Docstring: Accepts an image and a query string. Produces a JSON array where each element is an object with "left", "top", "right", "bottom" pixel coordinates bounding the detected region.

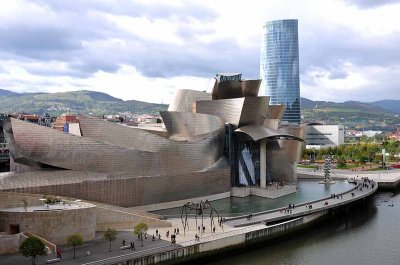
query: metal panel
[
  {"left": 196, "top": 96, "right": 269, "bottom": 127},
  {"left": 239, "top": 97, "right": 269, "bottom": 126},
  {"left": 211, "top": 80, "right": 261, "bottom": 100},
  {"left": 168, "top": 89, "right": 211, "bottom": 113},
  {"left": 160, "top": 111, "right": 224, "bottom": 141},
  {"left": 234, "top": 125, "right": 304, "bottom": 142},
  {"left": 6, "top": 118, "right": 225, "bottom": 176},
  {"left": 195, "top": 98, "right": 245, "bottom": 125},
  {"left": 278, "top": 125, "right": 306, "bottom": 163},
  {"left": 267, "top": 105, "right": 286, "bottom": 120},
  {"left": 263, "top": 119, "right": 280, "bottom": 130}
]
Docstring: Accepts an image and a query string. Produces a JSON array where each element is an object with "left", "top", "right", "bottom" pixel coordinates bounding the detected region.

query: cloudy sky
[{"left": 0, "top": 0, "right": 400, "bottom": 103}]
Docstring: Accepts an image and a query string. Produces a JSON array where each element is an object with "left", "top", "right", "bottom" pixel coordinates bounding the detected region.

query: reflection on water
[
  {"left": 206, "top": 190, "right": 400, "bottom": 265},
  {"left": 154, "top": 180, "right": 353, "bottom": 217}
]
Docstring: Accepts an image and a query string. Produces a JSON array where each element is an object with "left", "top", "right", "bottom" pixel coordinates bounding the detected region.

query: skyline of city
[{"left": 0, "top": 0, "right": 399, "bottom": 104}]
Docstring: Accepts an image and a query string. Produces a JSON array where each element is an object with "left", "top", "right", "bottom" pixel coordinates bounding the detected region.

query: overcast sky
[{"left": 1, "top": 0, "right": 400, "bottom": 103}]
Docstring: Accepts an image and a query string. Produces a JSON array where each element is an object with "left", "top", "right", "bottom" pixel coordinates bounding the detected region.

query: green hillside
[
  {"left": 0, "top": 89, "right": 167, "bottom": 115},
  {"left": 300, "top": 98, "right": 400, "bottom": 130},
  {"left": 1, "top": 88, "right": 399, "bottom": 131}
]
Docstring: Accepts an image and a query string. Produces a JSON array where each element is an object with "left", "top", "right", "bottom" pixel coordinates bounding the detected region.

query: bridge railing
[{"left": 225, "top": 182, "right": 361, "bottom": 222}]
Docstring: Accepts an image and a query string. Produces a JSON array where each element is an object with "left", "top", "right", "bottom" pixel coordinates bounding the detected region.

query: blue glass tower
[{"left": 260, "top": 19, "right": 301, "bottom": 124}]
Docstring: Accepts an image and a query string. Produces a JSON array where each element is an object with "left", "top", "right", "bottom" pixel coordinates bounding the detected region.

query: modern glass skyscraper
[{"left": 260, "top": 19, "right": 301, "bottom": 124}]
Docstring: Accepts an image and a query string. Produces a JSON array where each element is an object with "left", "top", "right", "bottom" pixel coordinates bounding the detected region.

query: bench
[{"left": 46, "top": 258, "right": 61, "bottom": 264}]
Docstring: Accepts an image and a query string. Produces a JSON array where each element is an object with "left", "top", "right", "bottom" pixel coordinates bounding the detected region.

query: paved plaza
[{"left": 0, "top": 231, "right": 173, "bottom": 265}]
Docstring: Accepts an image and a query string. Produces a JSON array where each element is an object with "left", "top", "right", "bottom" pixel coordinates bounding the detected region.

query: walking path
[
  {"left": 0, "top": 231, "right": 172, "bottom": 265},
  {"left": 298, "top": 167, "right": 400, "bottom": 187},
  {"left": 224, "top": 178, "right": 377, "bottom": 228},
  {"left": 1, "top": 179, "right": 378, "bottom": 265}
]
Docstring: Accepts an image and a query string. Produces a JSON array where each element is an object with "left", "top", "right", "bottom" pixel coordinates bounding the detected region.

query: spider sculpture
[{"left": 180, "top": 200, "right": 222, "bottom": 235}]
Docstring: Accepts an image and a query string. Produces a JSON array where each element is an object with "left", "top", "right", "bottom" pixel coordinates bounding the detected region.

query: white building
[{"left": 305, "top": 124, "right": 344, "bottom": 149}]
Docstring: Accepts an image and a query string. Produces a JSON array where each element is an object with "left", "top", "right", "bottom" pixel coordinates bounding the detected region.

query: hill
[
  {"left": 300, "top": 98, "right": 400, "bottom": 130},
  {"left": 370, "top": 100, "right": 400, "bottom": 114},
  {"left": 1, "top": 88, "right": 400, "bottom": 130},
  {"left": 0, "top": 89, "right": 167, "bottom": 115}
]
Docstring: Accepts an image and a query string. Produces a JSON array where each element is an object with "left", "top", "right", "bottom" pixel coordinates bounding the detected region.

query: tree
[
  {"left": 103, "top": 228, "right": 118, "bottom": 252},
  {"left": 20, "top": 237, "right": 46, "bottom": 265},
  {"left": 67, "top": 233, "right": 83, "bottom": 259},
  {"left": 134, "top": 222, "right": 148, "bottom": 246}
]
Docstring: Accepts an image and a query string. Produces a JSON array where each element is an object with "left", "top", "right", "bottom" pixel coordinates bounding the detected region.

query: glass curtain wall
[{"left": 260, "top": 19, "right": 301, "bottom": 124}]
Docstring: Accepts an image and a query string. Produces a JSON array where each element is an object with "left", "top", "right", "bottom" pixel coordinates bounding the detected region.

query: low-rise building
[{"left": 305, "top": 124, "right": 344, "bottom": 149}]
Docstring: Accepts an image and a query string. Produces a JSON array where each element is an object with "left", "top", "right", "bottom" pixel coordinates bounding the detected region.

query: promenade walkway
[
  {"left": 224, "top": 178, "right": 377, "bottom": 228},
  {"left": 298, "top": 167, "right": 400, "bottom": 188}
]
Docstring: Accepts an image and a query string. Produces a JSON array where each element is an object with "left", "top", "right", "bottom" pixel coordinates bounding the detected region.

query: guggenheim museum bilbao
[{"left": 0, "top": 75, "right": 305, "bottom": 207}]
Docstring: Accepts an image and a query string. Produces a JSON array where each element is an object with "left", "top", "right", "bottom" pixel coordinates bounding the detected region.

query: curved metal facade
[
  {"left": 4, "top": 79, "right": 305, "bottom": 205},
  {"left": 168, "top": 89, "right": 211, "bottom": 113},
  {"left": 211, "top": 79, "right": 261, "bottom": 100},
  {"left": 6, "top": 115, "right": 225, "bottom": 177},
  {"left": 160, "top": 111, "right": 224, "bottom": 141}
]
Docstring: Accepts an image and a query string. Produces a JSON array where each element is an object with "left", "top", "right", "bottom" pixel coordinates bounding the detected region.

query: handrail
[
  {"left": 225, "top": 182, "right": 359, "bottom": 222},
  {"left": 23, "top": 232, "right": 57, "bottom": 253},
  {"left": 227, "top": 180, "right": 378, "bottom": 227},
  {"left": 82, "top": 218, "right": 303, "bottom": 265}
]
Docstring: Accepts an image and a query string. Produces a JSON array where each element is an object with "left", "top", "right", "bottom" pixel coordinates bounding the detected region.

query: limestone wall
[
  {"left": 0, "top": 233, "right": 20, "bottom": 254},
  {"left": 5, "top": 168, "right": 231, "bottom": 207},
  {"left": 0, "top": 192, "right": 43, "bottom": 209},
  {"left": 0, "top": 206, "right": 96, "bottom": 245}
]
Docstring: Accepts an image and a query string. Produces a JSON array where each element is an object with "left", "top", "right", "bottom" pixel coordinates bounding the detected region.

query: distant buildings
[
  {"left": 388, "top": 128, "right": 400, "bottom": 141},
  {"left": 53, "top": 114, "right": 81, "bottom": 136},
  {"left": 305, "top": 124, "right": 344, "bottom": 149},
  {"left": 260, "top": 19, "right": 301, "bottom": 124}
]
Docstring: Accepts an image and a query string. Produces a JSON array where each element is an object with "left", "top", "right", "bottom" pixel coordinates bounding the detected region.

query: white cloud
[
  {"left": 0, "top": 0, "right": 400, "bottom": 104},
  {"left": 82, "top": 65, "right": 210, "bottom": 103}
]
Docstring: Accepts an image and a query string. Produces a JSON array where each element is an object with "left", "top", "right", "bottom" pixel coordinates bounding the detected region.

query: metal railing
[{"left": 82, "top": 218, "right": 302, "bottom": 265}]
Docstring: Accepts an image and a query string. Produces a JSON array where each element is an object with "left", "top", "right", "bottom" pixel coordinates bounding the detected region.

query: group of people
[
  {"left": 197, "top": 225, "right": 206, "bottom": 233},
  {"left": 122, "top": 239, "right": 136, "bottom": 250},
  {"left": 330, "top": 193, "right": 343, "bottom": 199},
  {"left": 280, "top": 203, "right": 296, "bottom": 214},
  {"left": 359, "top": 177, "right": 375, "bottom": 190}
]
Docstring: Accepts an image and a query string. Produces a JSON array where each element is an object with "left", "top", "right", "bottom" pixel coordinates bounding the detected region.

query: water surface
[{"left": 206, "top": 190, "right": 399, "bottom": 265}]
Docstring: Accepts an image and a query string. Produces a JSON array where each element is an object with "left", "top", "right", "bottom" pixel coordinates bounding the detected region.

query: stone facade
[
  {"left": 3, "top": 168, "right": 231, "bottom": 207},
  {"left": 0, "top": 205, "right": 96, "bottom": 245}
]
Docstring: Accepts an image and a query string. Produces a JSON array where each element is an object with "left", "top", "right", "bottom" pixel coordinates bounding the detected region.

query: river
[{"left": 206, "top": 189, "right": 400, "bottom": 265}]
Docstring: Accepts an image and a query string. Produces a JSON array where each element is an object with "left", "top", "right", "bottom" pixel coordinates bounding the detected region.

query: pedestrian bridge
[{"left": 224, "top": 178, "right": 378, "bottom": 228}]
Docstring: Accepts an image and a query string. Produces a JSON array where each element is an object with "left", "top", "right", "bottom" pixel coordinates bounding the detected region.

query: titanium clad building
[
  {"left": 260, "top": 19, "right": 301, "bottom": 124},
  {"left": 1, "top": 75, "right": 305, "bottom": 207}
]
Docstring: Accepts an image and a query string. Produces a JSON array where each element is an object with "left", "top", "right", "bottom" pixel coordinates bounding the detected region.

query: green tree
[
  {"left": 337, "top": 156, "right": 347, "bottom": 169},
  {"left": 134, "top": 222, "right": 148, "bottom": 246},
  {"left": 103, "top": 228, "right": 118, "bottom": 252},
  {"left": 20, "top": 237, "right": 46, "bottom": 265},
  {"left": 67, "top": 233, "right": 83, "bottom": 259}
]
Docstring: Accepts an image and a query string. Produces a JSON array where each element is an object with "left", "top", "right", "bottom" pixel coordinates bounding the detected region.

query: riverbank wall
[{"left": 82, "top": 211, "right": 328, "bottom": 265}]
